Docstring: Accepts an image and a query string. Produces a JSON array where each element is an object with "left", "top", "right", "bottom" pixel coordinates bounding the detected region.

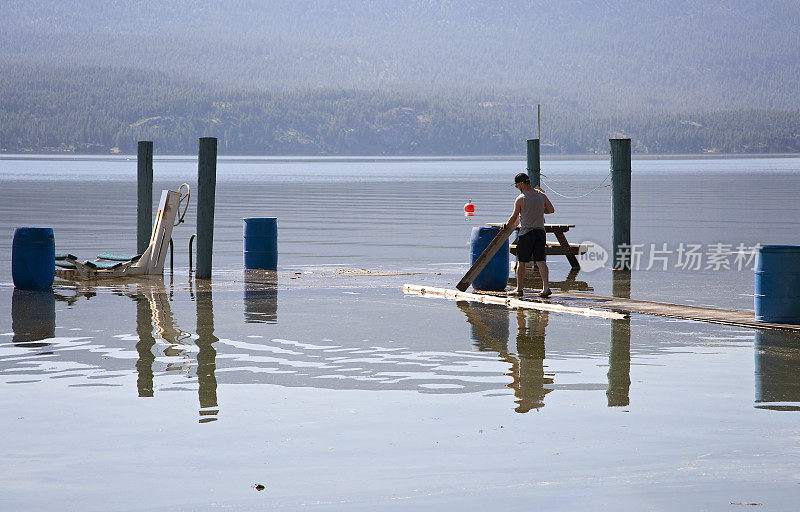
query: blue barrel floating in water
[
  {"left": 12, "top": 227, "right": 55, "bottom": 290},
  {"left": 243, "top": 218, "right": 278, "bottom": 270},
  {"left": 470, "top": 226, "right": 509, "bottom": 292},
  {"left": 755, "top": 245, "right": 800, "bottom": 323}
]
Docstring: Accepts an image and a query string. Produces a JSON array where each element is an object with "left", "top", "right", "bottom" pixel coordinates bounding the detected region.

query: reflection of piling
[
  {"left": 608, "top": 270, "right": 631, "bottom": 407},
  {"left": 195, "top": 281, "right": 218, "bottom": 422},
  {"left": 610, "top": 138, "right": 631, "bottom": 270},
  {"left": 754, "top": 330, "right": 800, "bottom": 410},
  {"left": 11, "top": 289, "right": 55, "bottom": 347},
  {"left": 137, "top": 141, "right": 154, "bottom": 255},
  {"left": 243, "top": 269, "right": 278, "bottom": 323},
  {"left": 196, "top": 137, "right": 217, "bottom": 279},
  {"left": 526, "top": 139, "right": 540, "bottom": 187},
  {"left": 135, "top": 295, "right": 156, "bottom": 397}
]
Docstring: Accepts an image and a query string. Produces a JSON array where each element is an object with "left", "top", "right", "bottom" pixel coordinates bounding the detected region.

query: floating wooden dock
[
  {"left": 402, "top": 284, "right": 627, "bottom": 320},
  {"left": 402, "top": 284, "right": 800, "bottom": 332}
]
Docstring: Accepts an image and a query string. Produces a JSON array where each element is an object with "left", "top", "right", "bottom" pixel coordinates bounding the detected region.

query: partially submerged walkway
[{"left": 401, "top": 284, "right": 800, "bottom": 332}]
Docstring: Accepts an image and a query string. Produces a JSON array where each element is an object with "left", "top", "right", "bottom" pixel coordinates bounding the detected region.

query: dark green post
[
  {"left": 137, "top": 141, "right": 153, "bottom": 255},
  {"left": 610, "top": 138, "right": 631, "bottom": 270},
  {"left": 526, "top": 139, "right": 540, "bottom": 187},
  {"left": 196, "top": 137, "right": 217, "bottom": 279}
]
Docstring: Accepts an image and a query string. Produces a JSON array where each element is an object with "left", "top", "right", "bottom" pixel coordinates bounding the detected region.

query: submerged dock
[{"left": 402, "top": 284, "right": 800, "bottom": 332}]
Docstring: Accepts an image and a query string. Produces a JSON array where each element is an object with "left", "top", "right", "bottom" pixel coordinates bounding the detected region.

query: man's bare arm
[
  {"left": 504, "top": 195, "right": 524, "bottom": 228},
  {"left": 543, "top": 194, "right": 555, "bottom": 214},
  {"left": 535, "top": 186, "right": 555, "bottom": 214}
]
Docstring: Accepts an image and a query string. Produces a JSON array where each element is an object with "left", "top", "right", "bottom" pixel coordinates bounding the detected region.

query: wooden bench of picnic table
[{"left": 485, "top": 223, "right": 586, "bottom": 269}]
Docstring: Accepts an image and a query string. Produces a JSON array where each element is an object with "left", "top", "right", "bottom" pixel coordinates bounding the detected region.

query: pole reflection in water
[
  {"left": 243, "top": 269, "right": 278, "bottom": 323},
  {"left": 458, "top": 301, "right": 553, "bottom": 412},
  {"left": 134, "top": 293, "right": 156, "bottom": 397},
  {"left": 754, "top": 330, "right": 800, "bottom": 411},
  {"left": 607, "top": 270, "right": 631, "bottom": 407},
  {"left": 513, "top": 309, "right": 553, "bottom": 413},
  {"left": 194, "top": 280, "right": 219, "bottom": 423},
  {"left": 11, "top": 288, "right": 56, "bottom": 348}
]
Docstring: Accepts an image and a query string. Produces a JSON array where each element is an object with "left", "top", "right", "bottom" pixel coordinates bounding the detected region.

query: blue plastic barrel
[
  {"left": 12, "top": 227, "right": 55, "bottom": 290},
  {"left": 243, "top": 218, "right": 278, "bottom": 270},
  {"left": 755, "top": 245, "right": 800, "bottom": 323},
  {"left": 470, "top": 226, "right": 509, "bottom": 291}
]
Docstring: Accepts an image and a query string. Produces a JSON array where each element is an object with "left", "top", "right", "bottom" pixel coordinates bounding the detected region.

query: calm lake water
[{"left": 1, "top": 155, "right": 799, "bottom": 510}]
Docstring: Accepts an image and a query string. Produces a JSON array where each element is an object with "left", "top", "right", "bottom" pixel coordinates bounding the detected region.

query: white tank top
[{"left": 519, "top": 189, "right": 545, "bottom": 235}]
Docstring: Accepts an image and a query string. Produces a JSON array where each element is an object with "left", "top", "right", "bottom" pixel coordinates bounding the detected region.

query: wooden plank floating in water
[
  {"left": 403, "top": 284, "right": 800, "bottom": 332},
  {"left": 401, "top": 284, "right": 628, "bottom": 320},
  {"left": 557, "top": 292, "right": 800, "bottom": 332}
]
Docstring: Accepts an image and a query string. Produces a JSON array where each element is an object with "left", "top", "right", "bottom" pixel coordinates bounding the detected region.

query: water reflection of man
[
  {"left": 457, "top": 301, "right": 553, "bottom": 412},
  {"left": 505, "top": 173, "right": 555, "bottom": 298},
  {"left": 513, "top": 310, "right": 553, "bottom": 413}
]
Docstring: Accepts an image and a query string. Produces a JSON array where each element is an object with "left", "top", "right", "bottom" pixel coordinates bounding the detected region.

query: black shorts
[{"left": 516, "top": 229, "right": 546, "bottom": 263}]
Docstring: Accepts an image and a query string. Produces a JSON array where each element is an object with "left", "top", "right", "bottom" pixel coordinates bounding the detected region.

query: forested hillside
[
  {"left": 2, "top": 66, "right": 797, "bottom": 155},
  {"left": 1, "top": 1, "right": 799, "bottom": 154}
]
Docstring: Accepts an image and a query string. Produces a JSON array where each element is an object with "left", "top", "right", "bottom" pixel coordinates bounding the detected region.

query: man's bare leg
[
  {"left": 535, "top": 261, "right": 551, "bottom": 296},
  {"left": 514, "top": 261, "right": 527, "bottom": 294}
]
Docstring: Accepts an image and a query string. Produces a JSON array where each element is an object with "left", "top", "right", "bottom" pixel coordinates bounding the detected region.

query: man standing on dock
[{"left": 505, "top": 173, "right": 554, "bottom": 298}]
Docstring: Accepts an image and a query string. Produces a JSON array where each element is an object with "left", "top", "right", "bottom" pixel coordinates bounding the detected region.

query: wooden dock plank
[
  {"left": 402, "top": 284, "right": 800, "bottom": 332},
  {"left": 403, "top": 284, "right": 627, "bottom": 320}
]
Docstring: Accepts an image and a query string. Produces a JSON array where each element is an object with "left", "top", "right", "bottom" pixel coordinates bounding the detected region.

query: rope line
[{"left": 539, "top": 171, "right": 612, "bottom": 199}]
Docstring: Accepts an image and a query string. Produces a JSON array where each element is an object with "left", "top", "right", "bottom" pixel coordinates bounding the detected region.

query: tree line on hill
[{"left": 1, "top": 66, "right": 798, "bottom": 155}]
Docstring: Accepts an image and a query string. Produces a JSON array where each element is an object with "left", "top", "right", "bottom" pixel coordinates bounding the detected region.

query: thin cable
[{"left": 539, "top": 171, "right": 612, "bottom": 199}]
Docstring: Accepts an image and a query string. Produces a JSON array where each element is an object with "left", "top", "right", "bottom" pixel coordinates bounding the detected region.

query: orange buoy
[{"left": 464, "top": 200, "right": 475, "bottom": 216}]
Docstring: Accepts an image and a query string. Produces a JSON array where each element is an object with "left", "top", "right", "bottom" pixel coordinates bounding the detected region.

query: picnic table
[{"left": 485, "top": 223, "right": 586, "bottom": 269}]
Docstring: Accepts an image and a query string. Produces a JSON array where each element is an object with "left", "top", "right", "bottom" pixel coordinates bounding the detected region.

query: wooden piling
[
  {"left": 196, "top": 137, "right": 217, "bottom": 279},
  {"left": 610, "top": 138, "right": 631, "bottom": 270},
  {"left": 136, "top": 141, "right": 153, "bottom": 255},
  {"left": 526, "top": 139, "right": 540, "bottom": 187}
]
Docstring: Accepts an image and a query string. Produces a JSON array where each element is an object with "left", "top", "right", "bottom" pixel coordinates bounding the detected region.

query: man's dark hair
[{"left": 514, "top": 173, "right": 530, "bottom": 184}]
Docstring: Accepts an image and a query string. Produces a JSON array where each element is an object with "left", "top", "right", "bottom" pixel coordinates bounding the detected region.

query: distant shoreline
[{"left": 2, "top": 153, "right": 799, "bottom": 164}]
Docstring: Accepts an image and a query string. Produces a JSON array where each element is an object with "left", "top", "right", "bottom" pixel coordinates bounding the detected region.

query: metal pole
[
  {"left": 196, "top": 137, "right": 217, "bottom": 279},
  {"left": 526, "top": 139, "right": 540, "bottom": 187},
  {"left": 610, "top": 138, "right": 632, "bottom": 270},
  {"left": 137, "top": 141, "right": 153, "bottom": 255}
]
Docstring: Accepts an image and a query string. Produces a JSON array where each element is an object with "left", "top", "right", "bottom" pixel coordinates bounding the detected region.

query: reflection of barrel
[
  {"left": 244, "top": 269, "right": 278, "bottom": 323},
  {"left": 12, "top": 227, "right": 55, "bottom": 289},
  {"left": 470, "top": 226, "right": 509, "bottom": 291},
  {"left": 755, "top": 245, "right": 800, "bottom": 323},
  {"left": 243, "top": 218, "right": 277, "bottom": 270},
  {"left": 12, "top": 288, "right": 56, "bottom": 346},
  {"left": 458, "top": 301, "right": 509, "bottom": 352},
  {"left": 754, "top": 330, "right": 800, "bottom": 407}
]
